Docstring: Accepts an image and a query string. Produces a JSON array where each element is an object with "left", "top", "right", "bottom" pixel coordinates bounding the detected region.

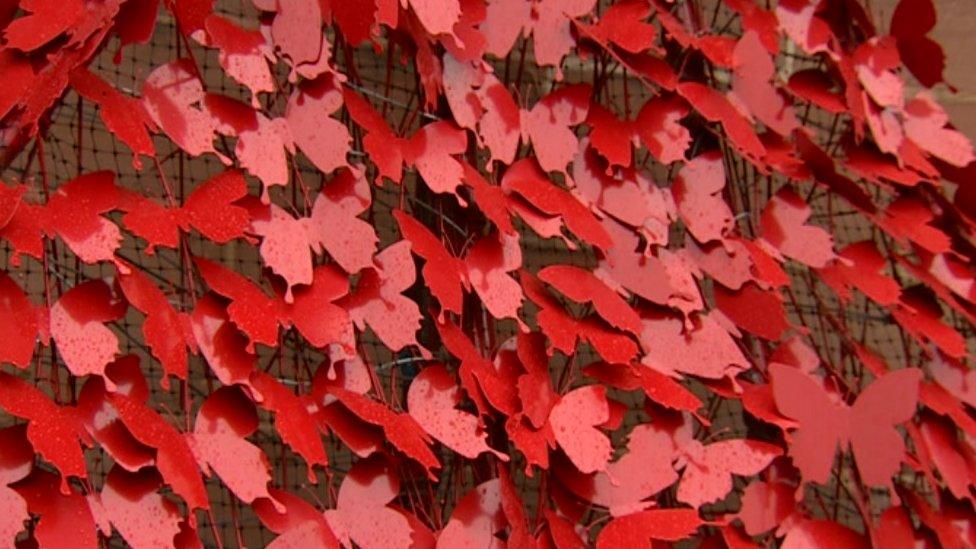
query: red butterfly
[
  {"left": 672, "top": 152, "right": 734, "bottom": 244},
  {"left": 50, "top": 279, "right": 127, "bottom": 386},
  {"left": 244, "top": 167, "right": 378, "bottom": 297},
  {"left": 188, "top": 386, "right": 276, "bottom": 507},
  {"left": 204, "top": 15, "right": 275, "bottom": 106},
  {"left": 770, "top": 363, "right": 921, "bottom": 490},
  {"left": 336, "top": 241, "right": 425, "bottom": 354},
  {"left": 0, "top": 272, "right": 47, "bottom": 368},
  {"left": 195, "top": 257, "right": 352, "bottom": 352},
  {"left": 68, "top": 67, "right": 156, "bottom": 168},
  {"left": 141, "top": 60, "right": 225, "bottom": 161},
  {"left": 439, "top": 479, "right": 523, "bottom": 546},
  {"left": 77, "top": 356, "right": 154, "bottom": 473},
  {"left": 0, "top": 372, "right": 89, "bottom": 492},
  {"left": 394, "top": 209, "right": 523, "bottom": 322},
  {"left": 324, "top": 457, "right": 434, "bottom": 548},
  {"left": 121, "top": 169, "right": 250, "bottom": 253},
  {"left": 0, "top": 426, "right": 34, "bottom": 544},
  {"left": 0, "top": 171, "right": 125, "bottom": 265},
  {"left": 538, "top": 264, "right": 642, "bottom": 337},
  {"left": 110, "top": 393, "right": 209, "bottom": 511},
  {"left": 343, "top": 88, "right": 468, "bottom": 202},
  {"left": 519, "top": 84, "right": 592, "bottom": 173},
  {"left": 205, "top": 94, "right": 294, "bottom": 197},
  {"left": 501, "top": 158, "right": 613, "bottom": 251},
  {"left": 407, "top": 363, "right": 507, "bottom": 460},
  {"left": 482, "top": 0, "right": 597, "bottom": 70},
  {"left": 117, "top": 266, "right": 195, "bottom": 387},
  {"left": 521, "top": 270, "right": 639, "bottom": 365},
  {"left": 95, "top": 466, "right": 184, "bottom": 548}
]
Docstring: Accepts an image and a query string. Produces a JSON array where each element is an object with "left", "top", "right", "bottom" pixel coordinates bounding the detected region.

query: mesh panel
[{"left": 1, "top": 0, "right": 969, "bottom": 544}]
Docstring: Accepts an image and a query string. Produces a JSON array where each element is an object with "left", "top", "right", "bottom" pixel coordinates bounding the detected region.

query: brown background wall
[{"left": 874, "top": 0, "right": 976, "bottom": 137}]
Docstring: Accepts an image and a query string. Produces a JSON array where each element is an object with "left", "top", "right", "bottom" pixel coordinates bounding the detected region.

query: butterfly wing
[
  {"left": 677, "top": 439, "right": 781, "bottom": 508},
  {"left": 182, "top": 169, "right": 250, "bottom": 244},
  {"left": 0, "top": 272, "right": 41, "bottom": 368},
  {"left": 0, "top": 372, "right": 87, "bottom": 486},
  {"left": 849, "top": 368, "right": 921, "bottom": 488},
  {"left": 549, "top": 385, "right": 613, "bottom": 474},
  {"left": 393, "top": 210, "right": 466, "bottom": 314},
  {"left": 770, "top": 363, "right": 845, "bottom": 484},
  {"left": 194, "top": 257, "right": 281, "bottom": 349}
]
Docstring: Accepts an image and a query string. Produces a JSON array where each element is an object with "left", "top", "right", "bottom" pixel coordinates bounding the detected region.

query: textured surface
[{"left": 1, "top": 0, "right": 976, "bottom": 547}]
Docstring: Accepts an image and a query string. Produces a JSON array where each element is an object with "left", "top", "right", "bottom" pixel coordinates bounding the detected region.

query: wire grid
[{"left": 1, "top": 0, "right": 965, "bottom": 544}]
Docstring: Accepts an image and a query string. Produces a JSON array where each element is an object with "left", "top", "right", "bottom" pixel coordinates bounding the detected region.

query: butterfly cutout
[
  {"left": 328, "top": 388, "right": 441, "bottom": 477},
  {"left": 596, "top": 508, "right": 702, "bottom": 548},
  {"left": 50, "top": 279, "right": 126, "bottom": 386},
  {"left": 890, "top": 0, "right": 948, "bottom": 89},
  {"left": 77, "top": 356, "right": 155, "bottom": 473},
  {"left": 714, "top": 282, "right": 790, "bottom": 341},
  {"left": 3, "top": 0, "right": 84, "bottom": 52},
  {"left": 730, "top": 31, "right": 798, "bottom": 136},
  {"left": 672, "top": 151, "right": 734, "bottom": 244},
  {"left": 407, "top": 363, "right": 507, "bottom": 460},
  {"left": 0, "top": 272, "right": 46, "bottom": 368},
  {"left": 678, "top": 82, "right": 767, "bottom": 163},
  {"left": 594, "top": 218, "right": 674, "bottom": 305},
  {"left": 110, "top": 393, "right": 210, "bottom": 511},
  {"left": 343, "top": 89, "right": 469, "bottom": 202},
  {"left": 439, "top": 479, "right": 511, "bottom": 546},
  {"left": 117, "top": 266, "right": 195, "bottom": 387},
  {"left": 549, "top": 385, "right": 614, "bottom": 474},
  {"left": 650, "top": 0, "right": 736, "bottom": 67},
  {"left": 522, "top": 270, "right": 639, "bottom": 365},
  {"left": 640, "top": 311, "right": 749, "bottom": 381},
  {"left": 437, "top": 319, "right": 520, "bottom": 417},
  {"left": 520, "top": 84, "right": 592, "bottom": 173},
  {"left": 12, "top": 470, "right": 99, "bottom": 549},
  {"left": 759, "top": 186, "right": 835, "bottom": 268},
  {"left": 0, "top": 171, "right": 126, "bottom": 266},
  {"left": 188, "top": 386, "right": 277, "bottom": 507},
  {"left": 203, "top": 15, "right": 275, "bottom": 106},
  {"left": 538, "top": 264, "right": 642, "bottom": 336},
  {"left": 0, "top": 426, "right": 33, "bottom": 544},
  {"left": 194, "top": 256, "right": 352, "bottom": 352},
  {"left": 481, "top": 0, "right": 597, "bottom": 71},
  {"left": 818, "top": 241, "right": 901, "bottom": 306},
  {"left": 95, "top": 466, "right": 184, "bottom": 548},
  {"left": 253, "top": 488, "right": 339, "bottom": 548},
  {"left": 442, "top": 54, "right": 521, "bottom": 166},
  {"left": 770, "top": 363, "right": 921, "bottom": 490},
  {"left": 205, "top": 94, "right": 294, "bottom": 198},
  {"left": 554, "top": 422, "right": 677, "bottom": 516},
  {"left": 394, "top": 209, "right": 523, "bottom": 322},
  {"left": 573, "top": 142, "right": 677, "bottom": 237},
  {"left": 903, "top": 92, "right": 975, "bottom": 169},
  {"left": 324, "top": 456, "right": 434, "bottom": 548},
  {"left": 337, "top": 240, "right": 425, "bottom": 353},
  {"left": 675, "top": 437, "right": 781, "bottom": 507},
  {"left": 574, "top": 0, "right": 657, "bottom": 56},
  {"left": 249, "top": 372, "right": 330, "bottom": 481},
  {"left": 0, "top": 372, "right": 89, "bottom": 493},
  {"left": 189, "top": 293, "right": 258, "bottom": 387},
  {"left": 121, "top": 169, "right": 250, "bottom": 253},
  {"left": 141, "top": 59, "right": 225, "bottom": 160},
  {"left": 269, "top": 0, "right": 324, "bottom": 67},
  {"left": 245, "top": 167, "right": 378, "bottom": 296},
  {"left": 501, "top": 157, "right": 613, "bottom": 250},
  {"left": 285, "top": 74, "right": 351, "bottom": 175},
  {"left": 68, "top": 67, "right": 156, "bottom": 168}
]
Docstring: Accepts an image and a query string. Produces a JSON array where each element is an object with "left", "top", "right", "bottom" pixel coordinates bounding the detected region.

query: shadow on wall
[{"left": 874, "top": 0, "right": 976, "bottom": 138}]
